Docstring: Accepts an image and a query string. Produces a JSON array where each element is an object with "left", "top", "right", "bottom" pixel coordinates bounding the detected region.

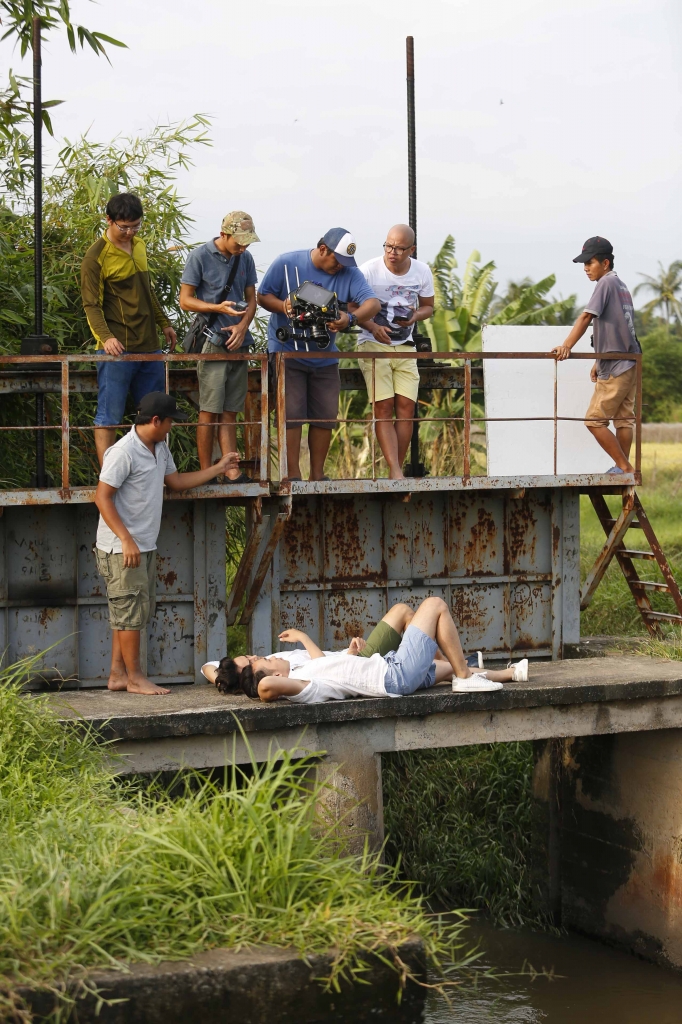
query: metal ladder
[{"left": 580, "top": 487, "right": 682, "bottom": 635}]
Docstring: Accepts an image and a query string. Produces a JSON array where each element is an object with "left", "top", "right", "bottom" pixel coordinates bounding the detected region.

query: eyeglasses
[
  {"left": 114, "top": 221, "right": 142, "bottom": 234},
  {"left": 383, "top": 243, "right": 413, "bottom": 254}
]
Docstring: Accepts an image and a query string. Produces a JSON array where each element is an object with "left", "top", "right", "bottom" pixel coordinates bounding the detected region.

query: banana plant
[{"left": 425, "top": 236, "right": 577, "bottom": 352}]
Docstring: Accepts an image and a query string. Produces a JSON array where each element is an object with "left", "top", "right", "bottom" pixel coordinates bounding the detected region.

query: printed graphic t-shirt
[
  {"left": 584, "top": 271, "right": 641, "bottom": 379},
  {"left": 357, "top": 257, "right": 434, "bottom": 345},
  {"left": 258, "top": 249, "right": 376, "bottom": 367}
]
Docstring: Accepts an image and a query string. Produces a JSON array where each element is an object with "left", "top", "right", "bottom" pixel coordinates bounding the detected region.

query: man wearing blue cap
[{"left": 258, "top": 230, "right": 380, "bottom": 480}]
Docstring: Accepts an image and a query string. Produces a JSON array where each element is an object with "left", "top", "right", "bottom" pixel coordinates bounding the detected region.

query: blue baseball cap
[{"left": 321, "top": 227, "right": 357, "bottom": 267}]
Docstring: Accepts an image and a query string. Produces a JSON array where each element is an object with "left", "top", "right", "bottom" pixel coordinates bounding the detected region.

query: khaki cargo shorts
[
  {"left": 585, "top": 367, "right": 637, "bottom": 429},
  {"left": 95, "top": 548, "right": 156, "bottom": 631},
  {"left": 358, "top": 340, "right": 420, "bottom": 403},
  {"left": 197, "top": 340, "right": 248, "bottom": 414}
]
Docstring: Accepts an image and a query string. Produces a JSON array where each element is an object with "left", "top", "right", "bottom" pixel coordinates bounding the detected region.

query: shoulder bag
[{"left": 182, "top": 254, "right": 242, "bottom": 354}]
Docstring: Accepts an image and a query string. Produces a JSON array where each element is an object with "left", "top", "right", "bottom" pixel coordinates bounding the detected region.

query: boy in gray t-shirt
[{"left": 552, "top": 236, "right": 640, "bottom": 476}]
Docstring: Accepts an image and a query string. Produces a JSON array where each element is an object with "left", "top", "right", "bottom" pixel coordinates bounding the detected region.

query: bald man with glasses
[
  {"left": 356, "top": 225, "right": 434, "bottom": 480},
  {"left": 81, "top": 192, "right": 177, "bottom": 466}
]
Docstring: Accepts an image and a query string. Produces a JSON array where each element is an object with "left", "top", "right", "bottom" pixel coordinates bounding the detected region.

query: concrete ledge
[
  {"left": 19, "top": 939, "right": 426, "bottom": 1023},
  {"left": 45, "top": 657, "right": 682, "bottom": 743}
]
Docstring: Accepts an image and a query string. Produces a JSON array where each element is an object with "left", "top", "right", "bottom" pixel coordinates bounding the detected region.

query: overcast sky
[{"left": 2, "top": 0, "right": 680, "bottom": 306}]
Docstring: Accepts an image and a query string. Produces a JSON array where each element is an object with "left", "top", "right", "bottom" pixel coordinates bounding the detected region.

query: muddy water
[{"left": 424, "top": 923, "right": 682, "bottom": 1024}]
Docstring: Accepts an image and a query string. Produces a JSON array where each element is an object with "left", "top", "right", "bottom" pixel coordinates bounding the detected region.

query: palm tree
[
  {"left": 424, "top": 236, "right": 577, "bottom": 352},
  {"left": 634, "top": 261, "right": 682, "bottom": 331}
]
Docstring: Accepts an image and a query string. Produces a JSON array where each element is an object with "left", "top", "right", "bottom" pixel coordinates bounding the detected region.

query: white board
[{"left": 482, "top": 325, "right": 613, "bottom": 477}]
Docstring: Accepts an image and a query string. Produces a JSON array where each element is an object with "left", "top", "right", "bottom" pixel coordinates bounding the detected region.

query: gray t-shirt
[
  {"left": 584, "top": 271, "right": 641, "bottom": 379},
  {"left": 181, "top": 240, "right": 258, "bottom": 347},
  {"left": 96, "top": 427, "right": 177, "bottom": 553}
]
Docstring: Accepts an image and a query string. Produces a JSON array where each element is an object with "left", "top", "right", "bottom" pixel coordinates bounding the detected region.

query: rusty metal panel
[
  {"left": 506, "top": 492, "right": 552, "bottom": 575},
  {"left": 3, "top": 500, "right": 226, "bottom": 686},
  {"left": 449, "top": 493, "right": 505, "bottom": 576},
  {"left": 262, "top": 489, "right": 576, "bottom": 660}
]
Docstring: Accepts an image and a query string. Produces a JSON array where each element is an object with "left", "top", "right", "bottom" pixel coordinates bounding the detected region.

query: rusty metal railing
[
  {"left": 0, "top": 347, "right": 642, "bottom": 501},
  {"left": 274, "top": 349, "right": 642, "bottom": 486},
  {"left": 0, "top": 351, "right": 270, "bottom": 502}
]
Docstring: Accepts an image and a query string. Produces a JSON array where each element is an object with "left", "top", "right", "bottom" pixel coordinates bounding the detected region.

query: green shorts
[
  {"left": 197, "top": 341, "right": 248, "bottom": 414},
  {"left": 95, "top": 548, "right": 156, "bottom": 631},
  {"left": 357, "top": 620, "right": 402, "bottom": 658}
]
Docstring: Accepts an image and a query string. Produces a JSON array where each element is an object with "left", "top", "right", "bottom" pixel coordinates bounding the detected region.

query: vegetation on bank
[
  {"left": 383, "top": 743, "right": 540, "bottom": 928},
  {"left": 581, "top": 442, "right": 682, "bottom": 637},
  {"left": 0, "top": 658, "right": 475, "bottom": 1023}
]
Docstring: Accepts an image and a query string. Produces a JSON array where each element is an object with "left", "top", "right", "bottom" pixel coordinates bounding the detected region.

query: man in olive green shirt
[{"left": 81, "top": 192, "right": 177, "bottom": 465}]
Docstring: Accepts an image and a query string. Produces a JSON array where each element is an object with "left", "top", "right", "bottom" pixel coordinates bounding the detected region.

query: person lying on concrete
[
  {"left": 356, "top": 225, "right": 435, "bottom": 480},
  {"left": 94, "top": 391, "right": 238, "bottom": 696},
  {"left": 201, "top": 603, "right": 422, "bottom": 688},
  {"left": 207, "top": 596, "right": 527, "bottom": 703},
  {"left": 551, "top": 236, "right": 641, "bottom": 475}
]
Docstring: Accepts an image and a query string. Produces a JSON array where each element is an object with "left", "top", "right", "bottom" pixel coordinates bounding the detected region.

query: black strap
[{"left": 205, "top": 254, "right": 241, "bottom": 332}]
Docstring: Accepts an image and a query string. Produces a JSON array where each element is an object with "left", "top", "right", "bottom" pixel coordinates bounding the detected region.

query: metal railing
[
  {"left": 0, "top": 348, "right": 642, "bottom": 501},
  {"left": 0, "top": 351, "right": 270, "bottom": 502},
  {"left": 274, "top": 349, "right": 642, "bottom": 486}
]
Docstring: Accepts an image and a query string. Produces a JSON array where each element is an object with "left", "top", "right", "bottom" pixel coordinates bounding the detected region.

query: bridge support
[{"left": 533, "top": 731, "right": 682, "bottom": 969}]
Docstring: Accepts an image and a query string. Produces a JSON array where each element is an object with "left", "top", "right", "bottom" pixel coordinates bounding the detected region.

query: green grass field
[{"left": 580, "top": 442, "right": 682, "bottom": 637}]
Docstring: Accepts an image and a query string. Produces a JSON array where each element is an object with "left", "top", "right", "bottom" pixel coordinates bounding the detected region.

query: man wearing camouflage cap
[{"left": 180, "top": 212, "right": 260, "bottom": 476}]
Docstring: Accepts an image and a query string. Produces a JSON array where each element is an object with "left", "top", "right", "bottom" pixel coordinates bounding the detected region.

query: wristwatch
[{"left": 346, "top": 312, "right": 357, "bottom": 330}]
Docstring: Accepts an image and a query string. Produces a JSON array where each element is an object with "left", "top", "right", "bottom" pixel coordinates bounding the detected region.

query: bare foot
[
  {"left": 126, "top": 674, "right": 171, "bottom": 695},
  {"left": 388, "top": 469, "right": 405, "bottom": 480},
  {"left": 107, "top": 671, "right": 129, "bottom": 691}
]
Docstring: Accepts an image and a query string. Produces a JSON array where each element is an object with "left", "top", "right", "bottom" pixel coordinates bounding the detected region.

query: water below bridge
[{"left": 423, "top": 921, "right": 682, "bottom": 1024}]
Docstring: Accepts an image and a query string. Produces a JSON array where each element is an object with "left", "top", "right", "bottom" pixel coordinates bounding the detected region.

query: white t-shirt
[
  {"left": 357, "top": 257, "right": 434, "bottom": 347},
  {"left": 201, "top": 649, "right": 340, "bottom": 681},
  {"left": 287, "top": 652, "right": 389, "bottom": 704}
]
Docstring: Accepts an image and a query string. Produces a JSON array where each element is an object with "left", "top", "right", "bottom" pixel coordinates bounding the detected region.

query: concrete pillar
[
  {"left": 533, "top": 730, "right": 682, "bottom": 968},
  {"left": 315, "top": 722, "right": 385, "bottom": 856}
]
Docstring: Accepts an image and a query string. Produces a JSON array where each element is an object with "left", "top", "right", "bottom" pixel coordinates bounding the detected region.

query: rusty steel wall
[
  {"left": 0, "top": 500, "right": 227, "bottom": 686},
  {"left": 250, "top": 488, "right": 580, "bottom": 659}
]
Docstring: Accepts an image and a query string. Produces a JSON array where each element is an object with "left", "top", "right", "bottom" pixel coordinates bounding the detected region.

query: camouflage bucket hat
[{"left": 221, "top": 211, "right": 260, "bottom": 244}]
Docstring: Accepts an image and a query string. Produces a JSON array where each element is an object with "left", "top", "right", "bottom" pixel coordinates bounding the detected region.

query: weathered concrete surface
[
  {"left": 46, "top": 655, "right": 682, "bottom": 743},
  {"left": 533, "top": 732, "right": 682, "bottom": 971},
  {"left": 20, "top": 939, "right": 426, "bottom": 1023}
]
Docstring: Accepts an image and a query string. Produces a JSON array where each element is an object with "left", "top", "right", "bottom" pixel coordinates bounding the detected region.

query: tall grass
[
  {"left": 0, "top": 656, "right": 471, "bottom": 1022},
  {"left": 383, "top": 743, "right": 540, "bottom": 928}
]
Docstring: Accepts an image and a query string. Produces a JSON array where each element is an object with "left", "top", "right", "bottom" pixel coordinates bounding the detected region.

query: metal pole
[
  {"left": 33, "top": 16, "right": 43, "bottom": 336},
  {"left": 406, "top": 36, "right": 427, "bottom": 477},
  {"left": 22, "top": 16, "right": 57, "bottom": 488},
  {"left": 33, "top": 17, "right": 46, "bottom": 487},
  {"left": 406, "top": 36, "right": 417, "bottom": 256}
]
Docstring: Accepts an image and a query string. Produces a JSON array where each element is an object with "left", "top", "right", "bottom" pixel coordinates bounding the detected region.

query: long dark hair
[{"left": 214, "top": 657, "right": 267, "bottom": 700}]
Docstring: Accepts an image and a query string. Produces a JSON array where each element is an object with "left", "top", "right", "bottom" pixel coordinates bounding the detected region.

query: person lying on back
[
  {"left": 208, "top": 597, "right": 528, "bottom": 703},
  {"left": 201, "top": 603, "right": 417, "bottom": 688}
]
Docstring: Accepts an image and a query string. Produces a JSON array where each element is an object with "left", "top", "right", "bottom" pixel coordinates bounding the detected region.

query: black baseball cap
[
  {"left": 573, "top": 236, "right": 614, "bottom": 263},
  {"left": 137, "top": 392, "right": 188, "bottom": 421}
]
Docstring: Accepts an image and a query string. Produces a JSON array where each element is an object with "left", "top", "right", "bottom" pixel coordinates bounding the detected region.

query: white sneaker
[
  {"left": 452, "top": 674, "right": 503, "bottom": 693},
  {"left": 510, "top": 658, "right": 529, "bottom": 682}
]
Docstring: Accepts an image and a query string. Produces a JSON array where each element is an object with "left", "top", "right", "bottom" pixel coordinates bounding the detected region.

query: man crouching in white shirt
[{"left": 209, "top": 597, "right": 529, "bottom": 704}]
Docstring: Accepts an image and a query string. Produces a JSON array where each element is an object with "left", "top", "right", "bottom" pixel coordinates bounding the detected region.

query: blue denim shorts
[
  {"left": 383, "top": 625, "right": 438, "bottom": 696},
  {"left": 94, "top": 351, "right": 166, "bottom": 427}
]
